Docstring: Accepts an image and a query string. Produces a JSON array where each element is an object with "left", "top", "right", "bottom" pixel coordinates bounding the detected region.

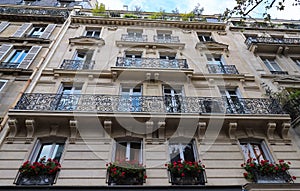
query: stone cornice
[{"left": 71, "top": 16, "right": 226, "bottom": 31}]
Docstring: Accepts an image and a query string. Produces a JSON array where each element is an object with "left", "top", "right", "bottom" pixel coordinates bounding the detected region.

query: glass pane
[
  {"left": 130, "top": 142, "right": 141, "bottom": 162},
  {"left": 37, "top": 144, "right": 52, "bottom": 161},
  {"left": 240, "top": 143, "right": 251, "bottom": 161},
  {"left": 86, "top": 31, "right": 93, "bottom": 37},
  {"left": 9, "top": 51, "right": 21, "bottom": 63},
  {"left": 169, "top": 144, "right": 181, "bottom": 162},
  {"left": 270, "top": 61, "right": 282, "bottom": 71},
  {"left": 52, "top": 144, "right": 64, "bottom": 161},
  {"left": 252, "top": 143, "right": 265, "bottom": 161},
  {"left": 115, "top": 142, "right": 127, "bottom": 161},
  {"left": 183, "top": 143, "right": 195, "bottom": 162},
  {"left": 94, "top": 31, "right": 100, "bottom": 37}
]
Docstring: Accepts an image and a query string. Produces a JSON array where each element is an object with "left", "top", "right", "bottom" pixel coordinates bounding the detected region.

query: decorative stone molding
[
  {"left": 25, "top": 119, "right": 35, "bottom": 143},
  {"left": 69, "top": 120, "right": 78, "bottom": 144},
  {"left": 158, "top": 121, "right": 166, "bottom": 140},
  {"left": 104, "top": 120, "right": 112, "bottom": 138},
  {"left": 281, "top": 122, "right": 290, "bottom": 140},
  {"left": 146, "top": 121, "right": 154, "bottom": 139},
  {"left": 50, "top": 124, "right": 59, "bottom": 136},
  {"left": 197, "top": 122, "right": 207, "bottom": 140},
  {"left": 228, "top": 122, "right": 237, "bottom": 142},
  {"left": 245, "top": 127, "right": 254, "bottom": 138},
  {"left": 266, "top": 122, "right": 276, "bottom": 140},
  {"left": 6, "top": 119, "right": 18, "bottom": 143}
]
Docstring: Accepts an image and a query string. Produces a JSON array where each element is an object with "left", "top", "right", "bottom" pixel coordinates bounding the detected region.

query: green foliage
[
  {"left": 166, "top": 160, "right": 205, "bottom": 177},
  {"left": 124, "top": 14, "right": 139, "bottom": 18},
  {"left": 19, "top": 158, "right": 61, "bottom": 176},
  {"left": 180, "top": 12, "right": 195, "bottom": 21},
  {"left": 92, "top": 2, "right": 106, "bottom": 16}
]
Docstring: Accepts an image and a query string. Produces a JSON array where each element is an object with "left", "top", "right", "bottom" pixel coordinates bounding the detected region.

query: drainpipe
[{"left": 0, "top": 10, "right": 72, "bottom": 143}]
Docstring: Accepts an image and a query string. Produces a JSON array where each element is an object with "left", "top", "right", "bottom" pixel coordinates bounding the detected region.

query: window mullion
[{"left": 126, "top": 142, "right": 131, "bottom": 161}]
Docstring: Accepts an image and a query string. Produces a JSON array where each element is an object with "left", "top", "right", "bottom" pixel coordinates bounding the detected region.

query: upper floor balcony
[
  {"left": 153, "top": 35, "right": 180, "bottom": 43},
  {"left": 14, "top": 93, "right": 283, "bottom": 115},
  {"left": 60, "top": 59, "right": 95, "bottom": 70},
  {"left": 0, "top": 6, "right": 69, "bottom": 23},
  {"left": 116, "top": 57, "right": 188, "bottom": 69},
  {"left": 207, "top": 64, "right": 239, "bottom": 74},
  {"left": 245, "top": 37, "right": 300, "bottom": 54},
  {"left": 121, "top": 34, "right": 147, "bottom": 42}
]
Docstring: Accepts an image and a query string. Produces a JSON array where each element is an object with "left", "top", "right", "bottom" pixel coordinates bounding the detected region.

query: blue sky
[{"left": 96, "top": 0, "right": 300, "bottom": 20}]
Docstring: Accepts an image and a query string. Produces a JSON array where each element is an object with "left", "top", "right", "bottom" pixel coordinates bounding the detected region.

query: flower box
[
  {"left": 169, "top": 171, "right": 205, "bottom": 185},
  {"left": 241, "top": 158, "right": 296, "bottom": 183},
  {"left": 106, "top": 161, "right": 147, "bottom": 185},
  {"left": 15, "top": 158, "right": 61, "bottom": 185},
  {"left": 166, "top": 160, "right": 206, "bottom": 185},
  {"left": 16, "top": 174, "right": 56, "bottom": 185}
]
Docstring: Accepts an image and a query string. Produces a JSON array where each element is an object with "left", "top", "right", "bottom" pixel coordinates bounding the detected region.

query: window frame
[
  {"left": 113, "top": 139, "right": 143, "bottom": 164},
  {"left": 0, "top": 79, "right": 7, "bottom": 92},
  {"left": 239, "top": 139, "right": 274, "bottom": 163},
  {"left": 28, "top": 26, "right": 46, "bottom": 38},
  {"left": 85, "top": 29, "right": 101, "bottom": 38},
  {"left": 4, "top": 49, "right": 29, "bottom": 67},
  {"left": 261, "top": 57, "right": 283, "bottom": 72},
  {"left": 168, "top": 139, "right": 198, "bottom": 163},
  {"left": 29, "top": 138, "right": 66, "bottom": 163}
]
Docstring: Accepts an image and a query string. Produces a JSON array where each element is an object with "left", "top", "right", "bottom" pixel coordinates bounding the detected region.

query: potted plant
[
  {"left": 16, "top": 157, "right": 61, "bottom": 185},
  {"left": 166, "top": 159, "right": 206, "bottom": 185},
  {"left": 241, "top": 158, "right": 296, "bottom": 183},
  {"left": 106, "top": 160, "right": 147, "bottom": 185}
]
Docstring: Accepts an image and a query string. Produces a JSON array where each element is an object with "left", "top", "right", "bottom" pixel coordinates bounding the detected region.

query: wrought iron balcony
[
  {"left": 121, "top": 34, "right": 147, "bottom": 42},
  {"left": 116, "top": 57, "right": 188, "bottom": 69},
  {"left": 0, "top": 62, "right": 19, "bottom": 68},
  {"left": 15, "top": 174, "right": 56, "bottom": 185},
  {"left": 207, "top": 64, "right": 239, "bottom": 74},
  {"left": 14, "top": 93, "right": 284, "bottom": 115},
  {"left": 60, "top": 60, "right": 94, "bottom": 70},
  {"left": 153, "top": 35, "right": 180, "bottom": 43},
  {"left": 251, "top": 169, "right": 292, "bottom": 183},
  {"left": 106, "top": 168, "right": 146, "bottom": 185},
  {"left": 245, "top": 37, "right": 300, "bottom": 47},
  {"left": 270, "top": 71, "right": 289, "bottom": 75},
  {"left": 169, "top": 170, "right": 206, "bottom": 185},
  {"left": 0, "top": 7, "right": 69, "bottom": 17}
]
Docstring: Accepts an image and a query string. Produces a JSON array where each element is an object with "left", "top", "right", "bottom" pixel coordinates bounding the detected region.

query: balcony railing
[
  {"left": 169, "top": 170, "right": 206, "bottom": 185},
  {"left": 251, "top": 169, "right": 292, "bottom": 183},
  {"left": 207, "top": 64, "right": 239, "bottom": 74},
  {"left": 60, "top": 60, "right": 94, "bottom": 70},
  {"left": 121, "top": 34, "right": 147, "bottom": 42},
  {"left": 0, "top": 62, "right": 20, "bottom": 68},
  {"left": 106, "top": 168, "right": 146, "bottom": 185},
  {"left": 0, "top": 7, "right": 69, "bottom": 18},
  {"left": 14, "top": 93, "right": 284, "bottom": 115},
  {"left": 116, "top": 57, "right": 188, "bottom": 69},
  {"left": 270, "top": 71, "right": 289, "bottom": 75},
  {"left": 15, "top": 174, "right": 56, "bottom": 185},
  {"left": 153, "top": 35, "right": 180, "bottom": 43},
  {"left": 246, "top": 37, "right": 300, "bottom": 47}
]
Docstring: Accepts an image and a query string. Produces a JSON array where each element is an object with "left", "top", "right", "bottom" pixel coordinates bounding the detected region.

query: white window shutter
[
  {"left": 40, "top": 24, "right": 56, "bottom": 39},
  {"left": 0, "top": 44, "right": 13, "bottom": 61},
  {"left": 0, "top": 21, "right": 9, "bottom": 33},
  {"left": 18, "top": 46, "right": 42, "bottom": 69},
  {"left": 12, "top": 23, "right": 32, "bottom": 37}
]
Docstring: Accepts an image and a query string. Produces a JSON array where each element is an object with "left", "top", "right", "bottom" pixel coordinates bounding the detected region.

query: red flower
[
  {"left": 279, "top": 159, "right": 284, "bottom": 163},
  {"left": 144, "top": 175, "right": 147, "bottom": 179},
  {"left": 243, "top": 172, "right": 248, "bottom": 177},
  {"left": 293, "top": 176, "right": 297, "bottom": 180},
  {"left": 181, "top": 173, "right": 185, "bottom": 177},
  {"left": 250, "top": 163, "right": 255, "bottom": 167}
]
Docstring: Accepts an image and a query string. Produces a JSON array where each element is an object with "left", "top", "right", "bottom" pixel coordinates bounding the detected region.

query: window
[
  {"left": 155, "top": 31, "right": 174, "bottom": 43},
  {"left": 124, "top": 52, "right": 142, "bottom": 67},
  {"left": 114, "top": 140, "right": 143, "bottom": 164},
  {"left": 4, "top": 49, "right": 28, "bottom": 68},
  {"left": 67, "top": 50, "right": 94, "bottom": 69},
  {"left": 164, "top": 86, "right": 182, "bottom": 113},
  {"left": 57, "top": 84, "right": 82, "bottom": 110},
  {"left": 220, "top": 88, "right": 245, "bottom": 114},
  {"left": 292, "top": 58, "right": 300, "bottom": 67},
  {"left": 198, "top": 33, "right": 213, "bottom": 42},
  {"left": 85, "top": 29, "right": 101, "bottom": 38},
  {"left": 239, "top": 139, "right": 273, "bottom": 163},
  {"left": 261, "top": 57, "right": 287, "bottom": 74},
  {"left": 28, "top": 27, "right": 45, "bottom": 38},
  {"left": 206, "top": 55, "right": 224, "bottom": 65},
  {"left": 0, "top": 80, "right": 7, "bottom": 92},
  {"left": 35, "top": 142, "right": 64, "bottom": 162},
  {"left": 169, "top": 139, "right": 197, "bottom": 162},
  {"left": 119, "top": 85, "right": 142, "bottom": 112}
]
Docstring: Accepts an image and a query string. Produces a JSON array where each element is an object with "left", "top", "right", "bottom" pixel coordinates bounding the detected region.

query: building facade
[{"left": 0, "top": 2, "right": 300, "bottom": 191}]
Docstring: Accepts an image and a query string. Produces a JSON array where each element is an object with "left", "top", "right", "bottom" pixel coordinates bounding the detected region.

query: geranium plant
[
  {"left": 19, "top": 157, "right": 61, "bottom": 176},
  {"left": 106, "top": 160, "right": 147, "bottom": 185},
  {"left": 241, "top": 158, "right": 296, "bottom": 182},
  {"left": 166, "top": 159, "right": 205, "bottom": 178}
]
